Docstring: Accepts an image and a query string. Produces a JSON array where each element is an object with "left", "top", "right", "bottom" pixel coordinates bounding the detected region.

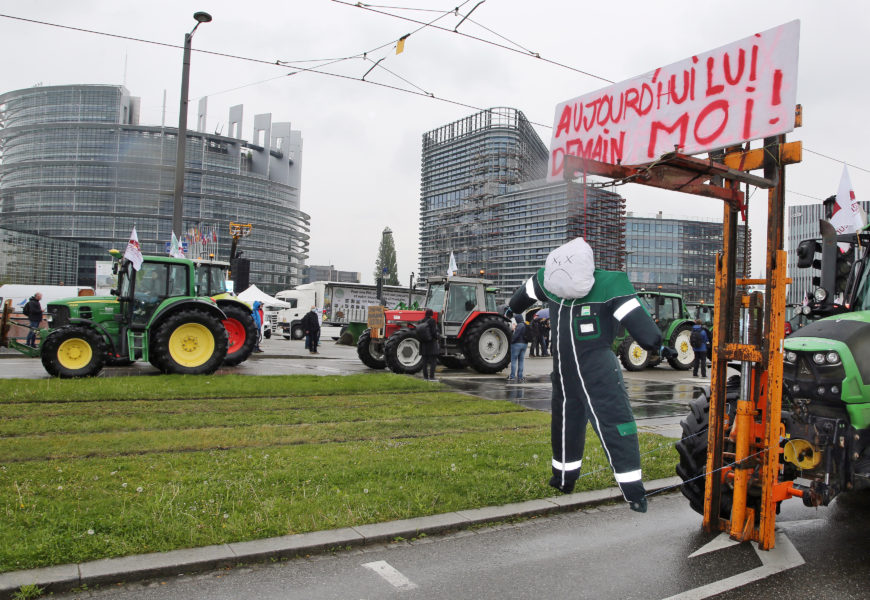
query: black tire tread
[
  {"left": 152, "top": 309, "right": 228, "bottom": 375},
  {"left": 384, "top": 328, "right": 424, "bottom": 374},
  {"left": 41, "top": 326, "right": 106, "bottom": 378},
  {"left": 221, "top": 302, "right": 257, "bottom": 367},
  {"left": 462, "top": 315, "right": 511, "bottom": 374},
  {"left": 356, "top": 330, "right": 386, "bottom": 369}
]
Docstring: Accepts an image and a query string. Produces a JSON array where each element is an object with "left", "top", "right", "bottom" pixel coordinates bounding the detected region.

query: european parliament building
[{"left": 0, "top": 84, "right": 309, "bottom": 292}]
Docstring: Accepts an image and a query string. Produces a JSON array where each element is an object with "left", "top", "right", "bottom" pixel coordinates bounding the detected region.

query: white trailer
[{"left": 275, "top": 281, "right": 426, "bottom": 340}]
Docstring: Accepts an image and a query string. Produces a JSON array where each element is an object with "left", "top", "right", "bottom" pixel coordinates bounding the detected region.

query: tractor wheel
[
  {"left": 384, "top": 328, "right": 424, "bottom": 374},
  {"left": 438, "top": 355, "right": 468, "bottom": 369},
  {"left": 618, "top": 337, "right": 649, "bottom": 371},
  {"left": 220, "top": 303, "right": 257, "bottom": 367},
  {"left": 668, "top": 323, "right": 695, "bottom": 370},
  {"left": 676, "top": 378, "right": 756, "bottom": 519},
  {"left": 462, "top": 315, "right": 511, "bottom": 374},
  {"left": 41, "top": 326, "right": 106, "bottom": 378},
  {"left": 152, "top": 309, "right": 228, "bottom": 375},
  {"left": 356, "top": 330, "right": 386, "bottom": 370},
  {"left": 291, "top": 323, "right": 305, "bottom": 340}
]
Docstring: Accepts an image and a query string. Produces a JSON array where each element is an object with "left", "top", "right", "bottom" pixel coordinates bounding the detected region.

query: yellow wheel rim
[
  {"left": 168, "top": 323, "right": 215, "bottom": 367},
  {"left": 57, "top": 338, "right": 93, "bottom": 370}
]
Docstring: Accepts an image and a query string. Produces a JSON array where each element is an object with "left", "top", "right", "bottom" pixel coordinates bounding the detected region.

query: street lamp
[{"left": 172, "top": 11, "right": 212, "bottom": 240}]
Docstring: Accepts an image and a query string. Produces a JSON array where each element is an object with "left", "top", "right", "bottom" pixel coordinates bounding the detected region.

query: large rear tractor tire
[
  {"left": 668, "top": 323, "right": 695, "bottom": 370},
  {"left": 384, "top": 328, "right": 424, "bottom": 374},
  {"left": 220, "top": 303, "right": 257, "bottom": 366},
  {"left": 152, "top": 309, "right": 228, "bottom": 375},
  {"left": 619, "top": 337, "right": 649, "bottom": 371},
  {"left": 675, "top": 378, "right": 759, "bottom": 519},
  {"left": 462, "top": 316, "right": 511, "bottom": 374},
  {"left": 356, "top": 330, "right": 386, "bottom": 369},
  {"left": 438, "top": 355, "right": 468, "bottom": 369},
  {"left": 41, "top": 326, "right": 106, "bottom": 378}
]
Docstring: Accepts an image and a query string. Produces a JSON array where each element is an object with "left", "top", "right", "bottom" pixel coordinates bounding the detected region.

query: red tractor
[{"left": 356, "top": 276, "right": 511, "bottom": 374}]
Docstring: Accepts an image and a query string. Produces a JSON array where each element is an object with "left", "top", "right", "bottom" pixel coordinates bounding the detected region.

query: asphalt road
[{"left": 52, "top": 489, "right": 870, "bottom": 600}]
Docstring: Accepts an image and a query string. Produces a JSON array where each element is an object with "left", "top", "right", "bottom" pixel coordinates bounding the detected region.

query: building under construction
[{"left": 419, "top": 107, "right": 626, "bottom": 300}]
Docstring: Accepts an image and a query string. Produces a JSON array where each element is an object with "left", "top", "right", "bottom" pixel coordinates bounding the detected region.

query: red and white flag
[
  {"left": 830, "top": 165, "right": 865, "bottom": 252},
  {"left": 124, "top": 227, "right": 144, "bottom": 270},
  {"left": 169, "top": 231, "right": 185, "bottom": 258}
]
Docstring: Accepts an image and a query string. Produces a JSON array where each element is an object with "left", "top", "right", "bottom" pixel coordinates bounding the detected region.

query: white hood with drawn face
[{"left": 544, "top": 238, "right": 596, "bottom": 300}]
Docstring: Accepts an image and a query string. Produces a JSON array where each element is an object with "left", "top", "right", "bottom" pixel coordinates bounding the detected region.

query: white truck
[{"left": 275, "top": 281, "right": 426, "bottom": 340}]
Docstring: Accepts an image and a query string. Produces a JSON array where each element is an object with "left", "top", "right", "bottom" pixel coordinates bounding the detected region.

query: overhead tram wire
[{"left": 3, "top": 13, "right": 866, "bottom": 180}]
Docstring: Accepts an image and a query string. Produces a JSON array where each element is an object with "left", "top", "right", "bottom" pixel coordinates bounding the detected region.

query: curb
[{"left": 0, "top": 477, "right": 682, "bottom": 598}]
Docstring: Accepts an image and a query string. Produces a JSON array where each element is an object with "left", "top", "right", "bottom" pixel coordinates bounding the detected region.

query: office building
[
  {"left": 0, "top": 84, "right": 309, "bottom": 293},
  {"left": 0, "top": 227, "right": 78, "bottom": 285},
  {"left": 304, "top": 265, "right": 361, "bottom": 284},
  {"left": 625, "top": 212, "right": 751, "bottom": 303}
]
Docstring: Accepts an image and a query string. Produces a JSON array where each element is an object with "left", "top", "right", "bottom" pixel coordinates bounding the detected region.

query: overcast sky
[{"left": 2, "top": 1, "right": 868, "bottom": 285}]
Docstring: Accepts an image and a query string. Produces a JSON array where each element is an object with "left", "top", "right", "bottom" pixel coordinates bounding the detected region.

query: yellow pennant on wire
[{"left": 396, "top": 34, "right": 409, "bottom": 55}]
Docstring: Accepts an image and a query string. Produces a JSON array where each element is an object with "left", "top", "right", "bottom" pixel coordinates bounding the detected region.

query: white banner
[{"left": 548, "top": 20, "right": 800, "bottom": 179}]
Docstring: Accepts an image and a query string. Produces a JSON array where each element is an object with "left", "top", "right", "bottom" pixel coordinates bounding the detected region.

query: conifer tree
[{"left": 373, "top": 227, "right": 400, "bottom": 285}]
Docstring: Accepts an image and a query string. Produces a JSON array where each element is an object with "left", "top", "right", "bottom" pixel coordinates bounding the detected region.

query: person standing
[
  {"left": 528, "top": 315, "right": 541, "bottom": 357},
  {"left": 690, "top": 319, "right": 709, "bottom": 378},
  {"left": 417, "top": 308, "right": 439, "bottom": 381},
  {"left": 23, "top": 292, "right": 43, "bottom": 348},
  {"left": 541, "top": 318, "right": 551, "bottom": 356},
  {"left": 301, "top": 306, "right": 321, "bottom": 354},
  {"left": 508, "top": 313, "right": 528, "bottom": 383},
  {"left": 252, "top": 301, "right": 265, "bottom": 353}
]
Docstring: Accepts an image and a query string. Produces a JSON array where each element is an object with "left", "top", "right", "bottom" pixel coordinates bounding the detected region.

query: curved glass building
[{"left": 0, "top": 84, "right": 309, "bottom": 293}]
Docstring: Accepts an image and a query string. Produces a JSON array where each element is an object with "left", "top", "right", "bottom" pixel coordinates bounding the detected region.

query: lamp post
[{"left": 172, "top": 11, "right": 212, "bottom": 240}]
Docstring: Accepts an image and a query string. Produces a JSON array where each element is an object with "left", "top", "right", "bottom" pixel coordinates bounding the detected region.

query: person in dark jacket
[
  {"left": 300, "top": 306, "right": 321, "bottom": 354},
  {"left": 23, "top": 293, "right": 43, "bottom": 348},
  {"left": 510, "top": 238, "right": 667, "bottom": 513},
  {"left": 418, "top": 308, "right": 440, "bottom": 381},
  {"left": 541, "top": 318, "right": 551, "bottom": 356},
  {"left": 691, "top": 319, "right": 710, "bottom": 378},
  {"left": 508, "top": 313, "right": 528, "bottom": 382},
  {"left": 528, "top": 315, "right": 541, "bottom": 357}
]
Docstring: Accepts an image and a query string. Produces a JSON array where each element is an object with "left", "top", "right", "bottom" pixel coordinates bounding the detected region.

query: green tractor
[
  {"left": 615, "top": 291, "right": 695, "bottom": 371},
  {"left": 677, "top": 219, "right": 870, "bottom": 514},
  {"left": 193, "top": 259, "right": 258, "bottom": 366},
  {"left": 6, "top": 251, "right": 231, "bottom": 378}
]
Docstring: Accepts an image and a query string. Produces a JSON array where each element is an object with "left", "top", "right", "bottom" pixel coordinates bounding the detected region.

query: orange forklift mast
[{"left": 562, "top": 120, "right": 802, "bottom": 550}]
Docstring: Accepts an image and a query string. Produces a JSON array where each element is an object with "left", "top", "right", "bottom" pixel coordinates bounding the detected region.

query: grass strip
[{"left": 0, "top": 373, "right": 679, "bottom": 573}]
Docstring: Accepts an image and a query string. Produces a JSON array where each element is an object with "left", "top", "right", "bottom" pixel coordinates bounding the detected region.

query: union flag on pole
[
  {"left": 830, "top": 165, "right": 866, "bottom": 252},
  {"left": 124, "top": 227, "right": 144, "bottom": 270}
]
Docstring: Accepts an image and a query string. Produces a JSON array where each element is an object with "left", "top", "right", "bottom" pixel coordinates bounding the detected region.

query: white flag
[
  {"left": 124, "top": 227, "right": 144, "bottom": 270},
  {"left": 169, "top": 231, "right": 185, "bottom": 258},
  {"left": 447, "top": 251, "right": 458, "bottom": 278},
  {"left": 830, "top": 165, "right": 865, "bottom": 252}
]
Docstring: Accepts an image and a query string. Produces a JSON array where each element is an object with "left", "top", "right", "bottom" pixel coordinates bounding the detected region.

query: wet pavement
[{"left": 0, "top": 337, "right": 709, "bottom": 436}]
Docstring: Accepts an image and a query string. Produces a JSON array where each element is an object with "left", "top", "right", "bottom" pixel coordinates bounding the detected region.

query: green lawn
[{"left": 0, "top": 373, "right": 678, "bottom": 573}]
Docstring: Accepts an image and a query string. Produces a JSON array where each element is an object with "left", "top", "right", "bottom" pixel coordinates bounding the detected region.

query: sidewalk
[{"left": 0, "top": 477, "right": 682, "bottom": 599}]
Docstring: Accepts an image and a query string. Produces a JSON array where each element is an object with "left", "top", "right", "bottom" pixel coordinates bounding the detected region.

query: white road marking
[
  {"left": 664, "top": 531, "right": 804, "bottom": 599},
  {"left": 362, "top": 560, "right": 418, "bottom": 591},
  {"left": 688, "top": 532, "right": 740, "bottom": 558}
]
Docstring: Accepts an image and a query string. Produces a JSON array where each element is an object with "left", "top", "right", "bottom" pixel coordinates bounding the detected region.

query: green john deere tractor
[
  {"left": 615, "top": 291, "right": 694, "bottom": 371},
  {"left": 677, "top": 219, "right": 870, "bottom": 514},
  {"left": 5, "top": 251, "right": 231, "bottom": 378}
]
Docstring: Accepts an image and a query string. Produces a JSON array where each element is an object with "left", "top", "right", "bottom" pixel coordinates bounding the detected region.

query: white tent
[{"left": 237, "top": 285, "right": 292, "bottom": 308}]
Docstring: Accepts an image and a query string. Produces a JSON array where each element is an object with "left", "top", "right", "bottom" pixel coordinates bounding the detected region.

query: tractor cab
[{"left": 423, "top": 276, "right": 499, "bottom": 340}]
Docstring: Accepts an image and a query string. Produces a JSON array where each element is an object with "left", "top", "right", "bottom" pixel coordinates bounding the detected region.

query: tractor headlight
[
  {"left": 801, "top": 305, "right": 812, "bottom": 316},
  {"left": 814, "top": 288, "right": 828, "bottom": 303},
  {"left": 785, "top": 351, "right": 797, "bottom": 363},
  {"left": 825, "top": 351, "right": 840, "bottom": 364},
  {"left": 812, "top": 353, "right": 826, "bottom": 365}
]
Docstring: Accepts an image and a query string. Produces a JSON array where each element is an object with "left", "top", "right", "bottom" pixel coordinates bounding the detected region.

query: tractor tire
[
  {"left": 220, "top": 303, "right": 257, "bottom": 367},
  {"left": 438, "top": 355, "right": 468, "bottom": 369},
  {"left": 668, "top": 323, "right": 695, "bottom": 370},
  {"left": 291, "top": 323, "right": 305, "bottom": 340},
  {"left": 619, "top": 337, "right": 649, "bottom": 371},
  {"left": 675, "top": 378, "right": 758, "bottom": 519},
  {"left": 41, "top": 326, "right": 106, "bottom": 378},
  {"left": 151, "top": 309, "right": 228, "bottom": 375},
  {"left": 384, "top": 328, "right": 424, "bottom": 374},
  {"left": 356, "top": 329, "right": 386, "bottom": 369},
  {"left": 462, "top": 315, "right": 511, "bottom": 374}
]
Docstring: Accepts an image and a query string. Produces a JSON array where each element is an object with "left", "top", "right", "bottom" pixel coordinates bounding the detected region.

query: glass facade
[
  {"left": 0, "top": 227, "right": 78, "bottom": 285},
  {"left": 0, "top": 84, "right": 309, "bottom": 294},
  {"left": 625, "top": 214, "right": 751, "bottom": 303}
]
